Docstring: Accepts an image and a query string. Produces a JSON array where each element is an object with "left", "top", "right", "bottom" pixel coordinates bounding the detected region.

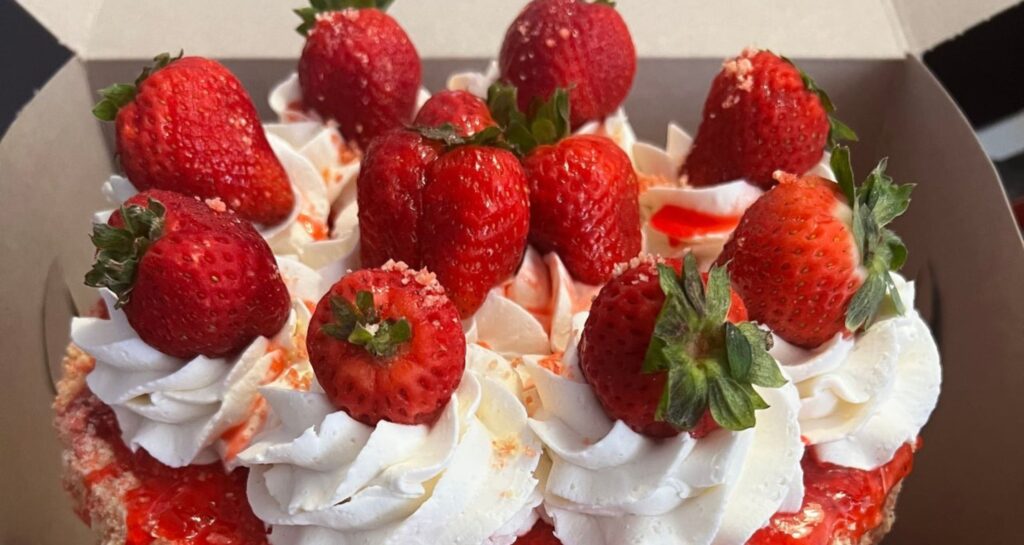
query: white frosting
[
  {"left": 522, "top": 313, "right": 805, "bottom": 545},
  {"left": 446, "top": 61, "right": 637, "bottom": 157},
  {"left": 73, "top": 257, "right": 323, "bottom": 467},
  {"left": 467, "top": 248, "right": 599, "bottom": 357},
  {"left": 239, "top": 371, "right": 543, "bottom": 545},
  {"left": 772, "top": 275, "right": 942, "bottom": 470}
]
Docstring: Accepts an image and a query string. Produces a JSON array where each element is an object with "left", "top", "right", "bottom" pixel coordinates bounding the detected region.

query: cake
[{"left": 54, "top": 1, "right": 942, "bottom": 544}]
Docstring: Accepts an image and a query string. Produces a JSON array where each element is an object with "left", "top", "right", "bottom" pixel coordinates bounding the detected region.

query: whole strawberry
[
  {"left": 499, "top": 0, "right": 635, "bottom": 128},
  {"left": 718, "top": 147, "right": 913, "bottom": 348},
  {"left": 85, "top": 190, "right": 291, "bottom": 359},
  {"left": 579, "top": 254, "right": 785, "bottom": 437},
  {"left": 486, "top": 83, "right": 641, "bottom": 284},
  {"left": 357, "top": 127, "right": 530, "bottom": 317},
  {"left": 513, "top": 521, "right": 562, "bottom": 545},
  {"left": 306, "top": 263, "right": 465, "bottom": 425},
  {"left": 93, "top": 54, "right": 294, "bottom": 226},
  {"left": 414, "top": 90, "right": 496, "bottom": 137},
  {"left": 296, "top": 0, "right": 421, "bottom": 149},
  {"left": 357, "top": 130, "right": 441, "bottom": 267},
  {"left": 682, "top": 49, "right": 857, "bottom": 189},
  {"left": 420, "top": 143, "right": 531, "bottom": 316}
]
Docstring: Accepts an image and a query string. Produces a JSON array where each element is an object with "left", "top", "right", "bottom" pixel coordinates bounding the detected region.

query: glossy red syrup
[
  {"left": 748, "top": 443, "right": 915, "bottom": 545},
  {"left": 80, "top": 393, "right": 269, "bottom": 545},
  {"left": 649, "top": 205, "right": 740, "bottom": 244}
]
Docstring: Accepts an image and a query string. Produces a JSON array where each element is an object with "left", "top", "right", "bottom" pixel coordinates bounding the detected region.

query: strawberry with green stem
[
  {"left": 296, "top": 0, "right": 421, "bottom": 149},
  {"left": 719, "top": 146, "right": 913, "bottom": 348},
  {"left": 86, "top": 190, "right": 291, "bottom": 359},
  {"left": 94, "top": 53, "right": 295, "bottom": 226},
  {"left": 306, "top": 265, "right": 465, "bottom": 426},
  {"left": 682, "top": 48, "right": 857, "bottom": 189},
  {"left": 579, "top": 254, "right": 786, "bottom": 437},
  {"left": 487, "top": 82, "right": 642, "bottom": 284}
]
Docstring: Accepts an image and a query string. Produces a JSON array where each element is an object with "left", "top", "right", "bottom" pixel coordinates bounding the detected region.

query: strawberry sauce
[
  {"left": 80, "top": 393, "right": 269, "bottom": 545},
  {"left": 649, "top": 204, "right": 740, "bottom": 243},
  {"left": 748, "top": 443, "right": 915, "bottom": 545}
]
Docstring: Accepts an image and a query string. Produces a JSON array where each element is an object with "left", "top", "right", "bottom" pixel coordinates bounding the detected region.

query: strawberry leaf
[
  {"left": 323, "top": 291, "right": 412, "bottom": 358},
  {"left": 709, "top": 375, "right": 756, "bottom": 431},
  {"left": 646, "top": 253, "right": 785, "bottom": 433},
  {"left": 837, "top": 147, "right": 914, "bottom": 332},
  {"left": 724, "top": 323, "right": 752, "bottom": 380},
  {"left": 593, "top": 0, "right": 617, "bottom": 6},
  {"left": 845, "top": 272, "right": 885, "bottom": 330},
  {"left": 704, "top": 263, "right": 731, "bottom": 325},
  {"left": 84, "top": 198, "right": 166, "bottom": 308},
  {"left": 295, "top": 0, "right": 395, "bottom": 35},
  {"left": 657, "top": 349, "right": 708, "bottom": 430},
  {"left": 92, "top": 52, "right": 182, "bottom": 121},
  {"left": 485, "top": 81, "right": 570, "bottom": 157},
  {"left": 681, "top": 253, "right": 707, "bottom": 317}
]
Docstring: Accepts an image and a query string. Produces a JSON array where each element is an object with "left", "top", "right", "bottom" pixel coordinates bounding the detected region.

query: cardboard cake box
[{"left": 1, "top": 0, "right": 1022, "bottom": 543}]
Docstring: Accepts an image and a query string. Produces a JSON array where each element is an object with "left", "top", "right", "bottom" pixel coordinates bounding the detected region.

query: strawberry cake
[{"left": 54, "top": 1, "right": 941, "bottom": 544}]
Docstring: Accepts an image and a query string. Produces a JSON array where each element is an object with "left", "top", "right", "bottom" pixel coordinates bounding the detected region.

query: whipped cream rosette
[
  {"left": 71, "top": 256, "right": 323, "bottom": 468},
  {"left": 635, "top": 124, "right": 835, "bottom": 267},
  {"left": 771, "top": 273, "right": 942, "bottom": 470},
  {"left": 239, "top": 368, "right": 543, "bottom": 545},
  {"left": 520, "top": 313, "right": 805, "bottom": 545},
  {"left": 467, "top": 247, "right": 599, "bottom": 357}
]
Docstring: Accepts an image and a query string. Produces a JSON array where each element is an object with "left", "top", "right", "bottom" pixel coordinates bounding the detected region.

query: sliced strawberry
[
  {"left": 499, "top": 0, "right": 635, "bottom": 128},
  {"left": 95, "top": 54, "right": 294, "bottom": 225},
  {"left": 86, "top": 190, "right": 291, "bottom": 359},
  {"left": 306, "top": 264, "right": 465, "bottom": 425},
  {"left": 580, "top": 254, "right": 784, "bottom": 437},
  {"left": 297, "top": 2, "right": 421, "bottom": 148},
  {"left": 414, "top": 90, "right": 497, "bottom": 136}
]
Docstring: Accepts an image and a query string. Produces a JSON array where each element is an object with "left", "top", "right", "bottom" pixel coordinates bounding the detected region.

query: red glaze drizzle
[
  {"left": 748, "top": 443, "right": 916, "bottom": 545},
  {"left": 649, "top": 204, "right": 741, "bottom": 243},
  {"left": 79, "top": 392, "right": 269, "bottom": 545}
]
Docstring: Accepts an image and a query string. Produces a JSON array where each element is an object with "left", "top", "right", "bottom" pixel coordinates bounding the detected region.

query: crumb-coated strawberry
[
  {"left": 96, "top": 55, "right": 294, "bottom": 226},
  {"left": 420, "top": 145, "right": 531, "bottom": 317},
  {"left": 306, "top": 263, "right": 465, "bottom": 426},
  {"left": 524, "top": 134, "right": 641, "bottom": 284},
  {"left": 718, "top": 149, "right": 912, "bottom": 348},
  {"left": 513, "top": 521, "right": 562, "bottom": 545},
  {"left": 683, "top": 49, "right": 853, "bottom": 189},
  {"left": 414, "top": 90, "right": 497, "bottom": 136},
  {"left": 499, "top": 0, "right": 636, "bottom": 128},
  {"left": 87, "top": 190, "right": 291, "bottom": 359},
  {"left": 298, "top": 5, "right": 421, "bottom": 149},
  {"left": 580, "top": 256, "right": 754, "bottom": 437},
  {"left": 357, "top": 130, "right": 441, "bottom": 267}
]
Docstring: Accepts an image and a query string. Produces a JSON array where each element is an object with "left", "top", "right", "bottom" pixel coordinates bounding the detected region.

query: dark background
[{"left": 1, "top": 0, "right": 1021, "bottom": 204}]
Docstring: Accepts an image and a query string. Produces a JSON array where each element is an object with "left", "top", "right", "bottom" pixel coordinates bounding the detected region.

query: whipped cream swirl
[
  {"left": 239, "top": 369, "right": 543, "bottom": 545},
  {"left": 73, "top": 257, "right": 323, "bottom": 468},
  {"left": 521, "top": 314, "right": 805, "bottom": 545},
  {"left": 467, "top": 248, "right": 598, "bottom": 357},
  {"left": 772, "top": 274, "right": 942, "bottom": 469}
]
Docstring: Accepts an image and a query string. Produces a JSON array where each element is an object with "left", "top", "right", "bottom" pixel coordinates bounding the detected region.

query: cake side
[{"left": 53, "top": 344, "right": 270, "bottom": 545}]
